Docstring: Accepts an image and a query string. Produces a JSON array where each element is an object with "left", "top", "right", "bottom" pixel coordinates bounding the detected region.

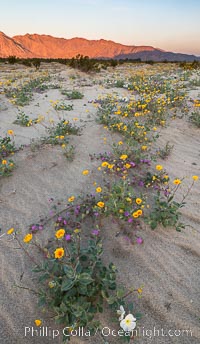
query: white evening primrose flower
[
  {"left": 120, "top": 314, "right": 136, "bottom": 332},
  {"left": 117, "top": 305, "right": 125, "bottom": 321}
]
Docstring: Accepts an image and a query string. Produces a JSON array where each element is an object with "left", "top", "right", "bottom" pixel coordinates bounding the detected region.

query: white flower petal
[
  {"left": 120, "top": 314, "right": 137, "bottom": 332},
  {"left": 118, "top": 313, "right": 125, "bottom": 321},
  {"left": 126, "top": 314, "right": 136, "bottom": 322}
]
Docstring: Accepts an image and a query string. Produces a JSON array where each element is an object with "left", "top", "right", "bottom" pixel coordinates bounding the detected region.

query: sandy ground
[{"left": 0, "top": 63, "right": 200, "bottom": 344}]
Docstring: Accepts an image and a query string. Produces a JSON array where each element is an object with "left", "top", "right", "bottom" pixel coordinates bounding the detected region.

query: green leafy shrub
[
  {"left": 0, "top": 159, "right": 15, "bottom": 177},
  {"left": 0, "top": 136, "right": 16, "bottom": 158},
  {"left": 69, "top": 55, "right": 100, "bottom": 73},
  {"left": 189, "top": 111, "right": 200, "bottom": 127},
  {"left": 13, "top": 110, "right": 38, "bottom": 127},
  {"left": 53, "top": 101, "right": 73, "bottom": 111},
  {"left": 61, "top": 90, "right": 84, "bottom": 99}
]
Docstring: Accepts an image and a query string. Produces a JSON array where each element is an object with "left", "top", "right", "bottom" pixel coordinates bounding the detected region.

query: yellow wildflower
[
  {"left": 55, "top": 229, "right": 65, "bottom": 239},
  {"left": 74, "top": 228, "right": 81, "bottom": 234},
  {"left": 132, "top": 211, "right": 139, "bottom": 218},
  {"left": 101, "top": 161, "right": 108, "bottom": 167},
  {"left": 96, "top": 187, "right": 102, "bottom": 193},
  {"left": 82, "top": 169, "right": 89, "bottom": 175},
  {"left": 173, "top": 179, "right": 181, "bottom": 185},
  {"left": 23, "top": 233, "right": 33, "bottom": 243},
  {"left": 34, "top": 320, "right": 42, "bottom": 327},
  {"left": 54, "top": 247, "right": 65, "bottom": 259},
  {"left": 120, "top": 154, "right": 128, "bottom": 161},
  {"left": 7, "top": 228, "right": 14, "bottom": 235},
  {"left": 68, "top": 196, "right": 75, "bottom": 202},
  {"left": 97, "top": 201, "right": 105, "bottom": 208},
  {"left": 156, "top": 165, "right": 163, "bottom": 171}
]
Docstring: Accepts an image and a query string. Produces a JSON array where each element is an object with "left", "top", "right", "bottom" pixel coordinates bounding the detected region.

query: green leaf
[
  {"left": 79, "top": 273, "right": 94, "bottom": 285},
  {"left": 61, "top": 278, "right": 75, "bottom": 291},
  {"left": 150, "top": 221, "right": 157, "bottom": 230},
  {"left": 38, "top": 273, "right": 49, "bottom": 282},
  {"left": 38, "top": 296, "right": 46, "bottom": 307},
  {"left": 63, "top": 265, "right": 75, "bottom": 279}
]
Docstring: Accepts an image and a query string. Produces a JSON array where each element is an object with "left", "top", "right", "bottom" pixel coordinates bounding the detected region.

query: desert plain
[{"left": 0, "top": 61, "right": 200, "bottom": 344}]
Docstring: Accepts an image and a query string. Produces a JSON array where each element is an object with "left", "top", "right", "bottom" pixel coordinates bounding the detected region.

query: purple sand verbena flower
[
  {"left": 130, "top": 162, "right": 136, "bottom": 167},
  {"left": 136, "top": 237, "right": 143, "bottom": 244},
  {"left": 65, "top": 234, "right": 71, "bottom": 241},
  {"left": 92, "top": 229, "right": 99, "bottom": 236},
  {"left": 138, "top": 181, "right": 144, "bottom": 187}
]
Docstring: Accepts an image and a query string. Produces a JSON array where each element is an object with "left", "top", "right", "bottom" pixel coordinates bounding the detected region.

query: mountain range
[{"left": 0, "top": 31, "right": 199, "bottom": 61}]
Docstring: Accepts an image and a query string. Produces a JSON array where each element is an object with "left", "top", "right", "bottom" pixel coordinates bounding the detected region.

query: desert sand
[{"left": 0, "top": 62, "right": 200, "bottom": 344}]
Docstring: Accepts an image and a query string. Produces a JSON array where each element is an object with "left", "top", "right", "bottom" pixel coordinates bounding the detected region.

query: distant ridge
[{"left": 0, "top": 31, "right": 199, "bottom": 61}]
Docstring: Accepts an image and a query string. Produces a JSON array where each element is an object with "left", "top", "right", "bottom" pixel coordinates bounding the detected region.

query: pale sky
[{"left": 0, "top": 0, "right": 200, "bottom": 55}]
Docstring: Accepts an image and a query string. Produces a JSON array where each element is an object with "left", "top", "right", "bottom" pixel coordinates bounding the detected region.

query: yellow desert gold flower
[
  {"left": 173, "top": 179, "right": 181, "bottom": 185},
  {"left": 23, "top": 233, "right": 33, "bottom": 243},
  {"left": 156, "top": 165, "right": 163, "bottom": 171},
  {"left": 7, "top": 129, "right": 14, "bottom": 135},
  {"left": 82, "top": 169, "right": 89, "bottom": 175},
  {"left": 34, "top": 320, "right": 42, "bottom": 327},
  {"left": 68, "top": 196, "right": 75, "bottom": 202},
  {"left": 132, "top": 211, "right": 139, "bottom": 218},
  {"left": 48, "top": 281, "right": 56, "bottom": 288},
  {"left": 125, "top": 163, "right": 131, "bottom": 169},
  {"left": 137, "top": 209, "right": 143, "bottom": 216},
  {"left": 74, "top": 228, "right": 81, "bottom": 234},
  {"left": 192, "top": 175, "right": 199, "bottom": 181},
  {"left": 7, "top": 228, "right": 14, "bottom": 235},
  {"left": 118, "top": 141, "right": 123, "bottom": 145},
  {"left": 101, "top": 161, "right": 108, "bottom": 167},
  {"left": 96, "top": 187, "right": 102, "bottom": 193},
  {"left": 136, "top": 198, "right": 142, "bottom": 205},
  {"left": 141, "top": 145, "right": 147, "bottom": 150},
  {"left": 55, "top": 229, "right": 65, "bottom": 239},
  {"left": 2, "top": 160, "right": 7, "bottom": 165},
  {"left": 97, "top": 201, "right": 105, "bottom": 208},
  {"left": 120, "top": 154, "right": 128, "bottom": 161},
  {"left": 54, "top": 247, "right": 65, "bottom": 259}
]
